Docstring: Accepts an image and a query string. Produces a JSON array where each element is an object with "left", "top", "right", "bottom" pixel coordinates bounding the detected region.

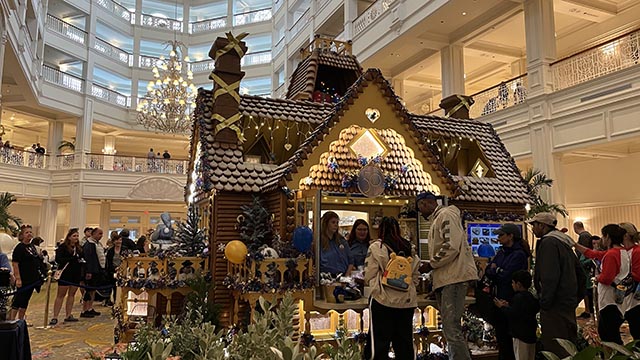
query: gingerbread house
[{"left": 187, "top": 33, "right": 529, "bottom": 329}]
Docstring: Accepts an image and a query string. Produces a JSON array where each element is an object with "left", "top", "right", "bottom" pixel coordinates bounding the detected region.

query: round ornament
[
  {"left": 224, "top": 240, "right": 248, "bottom": 264},
  {"left": 260, "top": 247, "right": 279, "bottom": 259},
  {"left": 293, "top": 226, "right": 313, "bottom": 253},
  {"left": 357, "top": 165, "right": 385, "bottom": 198}
]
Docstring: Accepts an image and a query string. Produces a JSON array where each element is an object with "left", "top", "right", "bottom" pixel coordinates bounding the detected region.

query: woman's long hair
[
  {"left": 321, "top": 211, "right": 340, "bottom": 250},
  {"left": 62, "top": 228, "right": 82, "bottom": 254},
  {"left": 602, "top": 224, "right": 625, "bottom": 248},
  {"left": 348, "top": 219, "right": 371, "bottom": 246},
  {"left": 377, "top": 217, "right": 411, "bottom": 255}
]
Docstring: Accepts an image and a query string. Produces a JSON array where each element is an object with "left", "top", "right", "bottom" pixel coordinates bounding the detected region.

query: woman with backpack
[{"left": 363, "top": 217, "right": 420, "bottom": 360}]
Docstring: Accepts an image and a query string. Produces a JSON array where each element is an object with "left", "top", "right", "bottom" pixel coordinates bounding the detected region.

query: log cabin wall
[
  {"left": 263, "top": 191, "right": 286, "bottom": 242},
  {"left": 211, "top": 191, "right": 254, "bottom": 326}
]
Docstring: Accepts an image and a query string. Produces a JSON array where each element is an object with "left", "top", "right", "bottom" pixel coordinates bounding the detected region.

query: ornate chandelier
[{"left": 136, "top": 40, "right": 196, "bottom": 134}]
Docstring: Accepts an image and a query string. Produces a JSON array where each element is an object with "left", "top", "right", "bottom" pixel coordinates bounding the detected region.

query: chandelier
[{"left": 136, "top": 40, "right": 196, "bottom": 134}]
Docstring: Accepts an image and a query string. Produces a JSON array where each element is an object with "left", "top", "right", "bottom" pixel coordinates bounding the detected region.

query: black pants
[
  {"left": 626, "top": 305, "right": 640, "bottom": 341},
  {"left": 599, "top": 305, "right": 624, "bottom": 344},
  {"left": 540, "top": 307, "right": 577, "bottom": 357},
  {"left": 585, "top": 289, "right": 594, "bottom": 314},
  {"left": 490, "top": 307, "right": 515, "bottom": 360},
  {"left": 363, "top": 298, "right": 415, "bottom": 360}
]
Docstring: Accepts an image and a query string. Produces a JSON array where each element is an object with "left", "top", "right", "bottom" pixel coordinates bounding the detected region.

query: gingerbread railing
[
  {"left": 118, "top": 255, "right": 209, "bottom": 283},
  {"left": 227, "top": 257, "right": 313, "bottom": 289}
]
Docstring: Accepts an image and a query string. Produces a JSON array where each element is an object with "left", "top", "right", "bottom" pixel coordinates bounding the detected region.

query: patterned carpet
[{"left": 18, "top": 282, "right": 114, "bottom": 359}]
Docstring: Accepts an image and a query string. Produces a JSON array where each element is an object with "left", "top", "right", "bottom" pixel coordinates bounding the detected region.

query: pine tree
[
  {"left": 239, "top": 196, "right": 273, "bottom": 256},
  {"left": 175, "top": 204, "right": 208, "bottom": 256}
]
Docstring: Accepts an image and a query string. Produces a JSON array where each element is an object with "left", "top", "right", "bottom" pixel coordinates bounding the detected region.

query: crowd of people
[
  {"left": 319, "top": 192, "right": 640, "bottom": 360},
  {"left": 0, "top": 225, "right": 151, "bottom": 326}
]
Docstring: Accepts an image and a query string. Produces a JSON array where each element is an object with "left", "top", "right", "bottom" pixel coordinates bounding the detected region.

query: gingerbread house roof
[
  {"left": 261, "top": 69, "right": 530, "bottom": 204},
  {"left": 285, "top": 47, "right": 362, "bottom": 101}
]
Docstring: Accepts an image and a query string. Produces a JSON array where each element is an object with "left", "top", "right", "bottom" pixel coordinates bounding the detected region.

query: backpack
[{"left": 381, "top": 245, "right": 413, "bottom": 292}]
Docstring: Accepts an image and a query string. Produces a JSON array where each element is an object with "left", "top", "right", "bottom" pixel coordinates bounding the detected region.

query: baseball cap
[
  {"left": 527, "top": 212, "right": 557, "bottom": 227},
  {"left": 494, "top": 223, "right": 522, "bottom": 239},
  {"left": 416, "top": 191, "right": 437, "bottom": 203}
]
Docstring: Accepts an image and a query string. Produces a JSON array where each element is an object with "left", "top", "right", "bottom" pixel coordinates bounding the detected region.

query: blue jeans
[{"left": 436, "top": 282, "right": 471, "bottom": 360}]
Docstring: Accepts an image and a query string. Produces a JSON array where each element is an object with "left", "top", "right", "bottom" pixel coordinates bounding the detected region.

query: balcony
[
  {"left": 0, "top": 148, "right": 48, "bottom": 169},
  {"left": 91, "top": 84, "right": 131, "bottom": 108},
  {"left": 552, "top": 29, "right": 640, "bottom": 91},
  {"left": 141, "top": 14, "right": 182, "bottom": 31},
  {"left": 42, "top": 65, "right": 84, "bottom": 93},
  {"left": 94, "top": 37, "right": 133, "bottom": 66},
  {"left": 189, "top": 16, "right": 226, "bottom": 34},
  {"left": 289, "top": 9, "right": 310, "bottom": 37},
  {"left": 188, "top": 60, "right": 215, "bottom": 74},
  {"left": 233, "top": 8, "right": 272, "bottom": 26},
  {"left": 87, "top": 154, "right": 188, "bottom": 174},
  {"left": 45, "top": 14, "right": 87, "bottom": 45},
  {"left": 57, "top": 154, "right": 75, "bottom": 169},
  {"left": 354, "top": 0, "right": 396, "bottom": 37},
  {"left": 139, "top": 55, "right": 161, "bottom": 68},
  {"left": 469, "top": 74, "right": 528, "bottom": 119},
  {"left": 241, "top": 50, "right": 272, "bottom": 66},
  {"left": 96, "top": 0, "right": 134, "bottom": 24}
]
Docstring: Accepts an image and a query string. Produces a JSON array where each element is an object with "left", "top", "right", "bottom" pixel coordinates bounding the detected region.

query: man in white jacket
[{"left": 417, "top": 192, "right": 478, "bottom": 360}]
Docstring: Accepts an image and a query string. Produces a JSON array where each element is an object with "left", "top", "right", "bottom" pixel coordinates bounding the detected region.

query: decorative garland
[
  {"left": 462, "top": 210, "right": 524, "bottom": 223},
  {"left": 223, "top": 257, "right": 315, "bottom": 294}
]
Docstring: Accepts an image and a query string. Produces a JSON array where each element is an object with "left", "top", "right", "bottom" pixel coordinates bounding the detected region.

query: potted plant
[{"left": 0, "top": 192, "right": 21, "bottom": 257}]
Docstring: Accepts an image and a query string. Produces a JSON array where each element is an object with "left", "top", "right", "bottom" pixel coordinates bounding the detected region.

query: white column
[
  {"left": 440, "top": 44, "right": 465, "bottom": 97},
  {"left": 47, "top": 121, "right": 63, "bottom": 169},
  {"left": 530, "top": 123, "right": 563, "bottom": 205},
  {"left": 342, "top": 0, "right": 358, "bottom": 40},
  {"left": 74, "top": 99, "right": 94, "bottom": 168},
  {"left": 39, "top": 199, "right": 58, "bottom": 250},
  {"left": 69, "top": 184, "right": 87, "bottom": 230},
  {"left": 524, "top": 0, "right": 556, "bottom": 96},
  {"left": 227, "top": 0, "right": 234, "bottom": 28},
  {"left": 0, "top": 28, "right": 7, "bottom": 119},
  {"left": 99, "top": 200, "right": 111, "bottom": 236}
]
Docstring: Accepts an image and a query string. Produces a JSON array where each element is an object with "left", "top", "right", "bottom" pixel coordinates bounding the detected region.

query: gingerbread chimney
[{"left": 208, "top": 32, "right": 248, "bottom": 143}]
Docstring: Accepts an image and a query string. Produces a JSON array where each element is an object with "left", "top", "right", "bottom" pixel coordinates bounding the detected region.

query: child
[{"left": 494, "top": 270, "right": 539, "bottom": 360}]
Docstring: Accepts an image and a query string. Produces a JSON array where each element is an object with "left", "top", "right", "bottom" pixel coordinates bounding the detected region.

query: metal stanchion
[{"left": 36, "top": 269, "right": 53, "bottom": 329}]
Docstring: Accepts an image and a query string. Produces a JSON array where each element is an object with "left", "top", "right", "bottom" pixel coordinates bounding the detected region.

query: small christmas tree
[
  {"left": 239, "top": 196, "right": 273, "bottom": 256},
  {"left": 175, "top": 204, "right": 208, "bottom": 256}
]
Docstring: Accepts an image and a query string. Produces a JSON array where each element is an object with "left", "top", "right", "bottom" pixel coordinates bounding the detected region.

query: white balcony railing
[
  {"left": 233, "top": 8, "right": 272, "bottom": 26},
  {"left": 289, "top": 9, "right": 309, "bottom": 35},
  {"left": 0, "top": 148, "right": 47, "bottom": 169},
  {"left": 141, "top": 14, "right": 182, "bottom": 31},
  {"left": 42, "top": 65, "right": 84, "bottom": 93},
  {"left": 189, "top": 16, "right": 226, "bottom": 34},
  {"left": 241, "top": 51, "right": 272, "bottom": 66},
  {"left": 91, "top": 84, "right": 131, "bottom": 108},
  {"left": 57, "top": 154, "right": 75, "bottom": 169},
  {"left": 353, "top": 0, "right": 396, "bottom": 36},
  {"left": 88, "top": 154, "right": 188, "bottom": 174},
  {"left": 139, "top": 55, "right": 161, "bottom": 68},
  {"left": 45, "top": 14, "right": 87, "bottom": 45},
  {"left": 273, "top": 37, "right": 284, "bottom": 57},
  {"left": 552, "top": 29, "right": 640, "bottom": 91},
  {"left": 96, "top": 0, "right": 133, "bottom": 24},
  {"left": 94, "top": 38, "right": 132, "bottom": 65},
  {"left": 469, "top": 74, "right": 528, "bottom": 119},
  {"left": 189, "top": 60, "right": 215, "bottom": 73}
]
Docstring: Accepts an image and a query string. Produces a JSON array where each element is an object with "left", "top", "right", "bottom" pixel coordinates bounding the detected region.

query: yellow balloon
[{"left": 225, "top": 240, "right": 248, "bottom": 264}]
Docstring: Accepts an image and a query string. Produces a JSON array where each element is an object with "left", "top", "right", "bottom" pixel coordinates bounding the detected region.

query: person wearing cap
[
  {"left": 484, "top": 223, "right": 531, "bottom": 360},
  {"left": 416, "top": 191, "right": 477, "bottom": 360},
  {"left": 530, "top": 212, "right": 582, "bottom": 357}
]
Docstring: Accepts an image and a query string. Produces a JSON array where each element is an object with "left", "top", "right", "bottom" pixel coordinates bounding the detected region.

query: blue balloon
[{"left": 293, "top": 226, "right": 313, "bottom": 252}]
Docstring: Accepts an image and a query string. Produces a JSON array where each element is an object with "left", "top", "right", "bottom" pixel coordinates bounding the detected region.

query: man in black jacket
[
  {"left": 531, "top": 212, "right": 581, "bottom": 357},
  {"left": 82, "top": 228, "right": 105, "bottom": 318},
  {"left": 119, "top": 229, "right": 137, "bottom": 252}
]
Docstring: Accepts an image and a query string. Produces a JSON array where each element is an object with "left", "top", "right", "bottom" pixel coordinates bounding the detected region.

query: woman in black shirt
[
  {"left": 11, "top": 225, "right": 43, "bottom": 320},
  {"left": 50, "top": 228, "right": 84, "bottom": 325}
]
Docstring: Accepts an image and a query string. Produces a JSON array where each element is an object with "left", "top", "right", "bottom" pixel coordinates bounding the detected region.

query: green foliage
[
  {"left": 541, "top": 339, "right": 640, "bottom": 360},
  {"left": 319, "top": 316, "right": 362, "bottom": 360},
  {"left": 271, "top": 337, "right": 319, "bottom": 360},
  {"left": 175, "top": 204, "right": 208, "bottom": 256},
  {"left": 239, "top": 196, "right": 273, "bottom": 255},
  {"left": 184, "top": 272, "right": 220, "bottom": 326},
  {"left": 191, "top": 323, "right": 226, "bottom": 360},
  {"left": 147, "top": 340, "right": 173, "bottom": 360},
  {"left": 522, "top": 168, "right": 568, "bottom": 218},
  {"left": 0, "top": 192, "right": 21, "bottom": 235}
]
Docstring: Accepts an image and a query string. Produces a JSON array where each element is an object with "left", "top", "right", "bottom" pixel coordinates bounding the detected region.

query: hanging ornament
[{"left": 284, "top": 143, "right": 292, "bottom": 151}]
